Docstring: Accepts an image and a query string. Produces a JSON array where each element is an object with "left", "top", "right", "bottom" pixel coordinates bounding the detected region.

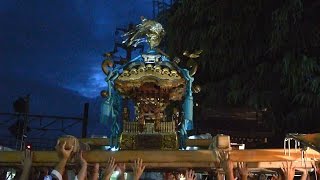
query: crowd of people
[{"left": 1, "top": 139, "right": 319, "bottom": 180}]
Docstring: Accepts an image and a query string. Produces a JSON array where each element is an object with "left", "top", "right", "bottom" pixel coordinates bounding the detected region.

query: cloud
[{"left": 0, "top": 0, "right": 153, "bottom": 98}]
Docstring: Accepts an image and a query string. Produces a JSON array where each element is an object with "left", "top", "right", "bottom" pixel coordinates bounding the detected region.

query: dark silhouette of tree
[{"left": 163, "top": 0, "right": 320, "bottom": 136}]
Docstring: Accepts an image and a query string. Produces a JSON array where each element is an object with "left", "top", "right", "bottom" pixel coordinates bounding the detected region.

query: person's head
[
  {"left": 37, "top": 167, "right": 49, "bottom": 180},
  {"left": 258, "top": 174, "right": 267, "bottom": 180},
  {"left": 165, "top": 172, "right": 176, "bottom": 180}
]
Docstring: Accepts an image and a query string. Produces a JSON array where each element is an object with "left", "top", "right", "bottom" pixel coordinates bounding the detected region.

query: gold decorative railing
[{"left": 123, "top": 121, "right": 175, "bottom": 133}]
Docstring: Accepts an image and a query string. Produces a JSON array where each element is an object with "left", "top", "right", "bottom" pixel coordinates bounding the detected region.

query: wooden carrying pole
[{"left": 0, "top": 149, "right": 319, "bottom": 169}]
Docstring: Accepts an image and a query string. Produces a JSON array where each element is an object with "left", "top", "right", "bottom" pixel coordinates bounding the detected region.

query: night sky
[
  {"left": 1, "top": 0, "right": 153, "bottom": 98},
  {"left": 0, "top": 0, "right": 157, "bottom": 144}
]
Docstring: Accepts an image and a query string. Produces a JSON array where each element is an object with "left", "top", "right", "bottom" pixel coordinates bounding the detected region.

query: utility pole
[
  {"left": 17, "top": 94, "right": 30, "bottom": 150},
  {"left": 82, "top": 103, "right": 89, "bottom": 138}
]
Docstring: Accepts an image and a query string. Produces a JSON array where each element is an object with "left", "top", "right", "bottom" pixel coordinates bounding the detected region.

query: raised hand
[
  {"left": 237, "top": 162, "right": 249, "bottom": 179},
  {"left": 185, "top": 169, "right": 196, "bottom": 180},
  {"left": 281, "top": 161, "right": 295, "bottom": 180},
  {"left": 22, "top": 149, "right": 33, "bottom": 169},
  {"left": 88, "top": 163, "right": 100, "bottom": 180},
  {"left": 217, "top": 150, "right": 234, "bottom": 180},
  {"left": 132, "top": 158, "right": 145, "bottom": 180},
  {"left": 103, "top": 157, "right": 117, "bottom": 180},
  {"left": 311, "top": 161, "right": 320, "bottom": 175},
  {"left": 117, "top": 163, "right": 126, "bottom": 180},
  {"left": 53, "top": 139, "right": 75, "bottom": 178},
  {"left": 77, "top": 151, "right": 88, "bottom": 180},
  {"left": 79, "top": 151, "right": 87, "bottom": 167},
  {"left": 271, "top": 174, "right": 279, "bottom": 180},
  {"left": 19, "top": 149, "right": 33, "bottom": 180},
  {"left": 55, "top": 140, "right": 74, "bottom": 160},
  {"left": 295, "top": 168, "right": 308, "bottom": 180}
]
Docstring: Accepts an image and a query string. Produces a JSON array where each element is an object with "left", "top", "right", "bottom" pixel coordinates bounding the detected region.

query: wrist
[
  {"left": 59, "top": 157, "right": 69, "bottom": 162},
  {"left": 133, "top": 174, "right": 139, "bottom": 180},
  {"left": 81, "top": 162, "right": 88, "bottom": 167},
  {"left": 224, "top": 169, "right": 232, "bottom": 173},
  {"left": 104, "top": 175, "right": 111, "bottom": 180},
  {"left": 58, "top": 158, "right": 68, "bottom": 168},
  {"left": 61, "top": 152, "right": 71, "bottom": 160},
  {"left": 23, "top": 163, "right": 32, "bottom": 169}
]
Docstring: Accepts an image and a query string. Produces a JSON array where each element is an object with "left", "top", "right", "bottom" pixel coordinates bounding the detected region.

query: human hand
[
  {"left": 55, "top": 140, "right": 74, "bottom": 160},
  {"left": 237, "top": 162, "right": 249, "bottom": 177},
  {"left": 216, "top": 171, "right": 224, "bottom": 180},
  {"left": 19, "top": 149, "right": 33, "bottom": 180},
  {"left": 22, "top": 149, "right": 32, "bottom": 169},
  {"left": 311, "top": 161, "right": 320, "bottom": 175},
  {"left": 117, "top": 163, "right": 126, "bottom": 180},
  {"left": 93, "top": 163, "right": 99, "bottom": 174},
  {"left": 185, "top": 169, "right": 196, "bottom": 180},
  {"left": 281, "top": 161, "right": 295, "bottom": 180},
  {"left": 76, "top": 151, "right": 88, "bottom": 180},
  {"left": 295, "top": 168, "right": 308, "bottom": 180},
  {"left": 270, "top": 174, "right": 279, "bottom": 180},
  {"left": 132, "top": 158, "right": 145, "bottom": 180},
  {"left": 218, "top": 150, "right": 233, "bottom": 173},
  {"left": 103, "top": 157, "right": 117, "bottom": 180},
  {"left": 79, "top": 151, "right": 87, "bottom": 167},
  {"left": 117, "top": 163, "right": 126, "bottom": 175},
  {"left": 90, "top": 163, "right": 99, "bottom": 180},
  {"left": 117, "top": 163, "right": 126, "bottom": 173},
  {"left": 217, "top": 150, "right": 234, "bottom": 180}
]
